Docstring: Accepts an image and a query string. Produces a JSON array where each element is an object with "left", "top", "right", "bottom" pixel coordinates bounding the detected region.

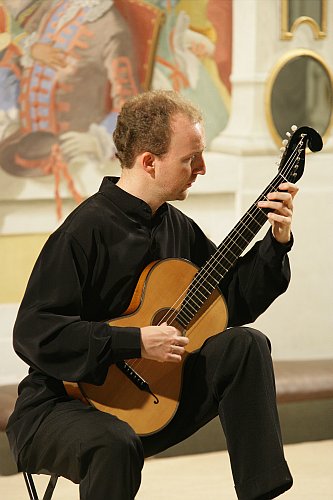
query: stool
[{"left": 23, "top": 472, "right": 58, "bottom": 500}]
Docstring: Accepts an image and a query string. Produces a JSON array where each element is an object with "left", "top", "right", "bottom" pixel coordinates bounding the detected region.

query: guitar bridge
[{"left": 116, "top": 361, "right": 159, "bottom": 404}]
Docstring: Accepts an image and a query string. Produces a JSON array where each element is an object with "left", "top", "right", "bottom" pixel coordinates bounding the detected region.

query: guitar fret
[
  {"left": 194, "top": 287, "right": 208, "bottom": 302},
  {"left": 178, "top": 309, "right": 192, "bottom": 323},
  {"left": 244, "top": 210, "right": 263, "bottom": 229},
  {"left": 189, "top": 294, "right": 204, "bottom": 309},
  {"left": 200, "top": 283, "right": 213, "bottom": 294},
  {"left": 176, "top": 315, "right": 188, "bottom": 329},
  {"left": 208, "top": 267, "right": 223, "bottom": 282},
  {"left": 183, "top": 300, "right": 197, "bottom": 315},
  {"left": 237, "top": 221, "right": 256, "bottom": 240},
  {"left": 228, "top": 225, "right": 251, "bottom": 248}
]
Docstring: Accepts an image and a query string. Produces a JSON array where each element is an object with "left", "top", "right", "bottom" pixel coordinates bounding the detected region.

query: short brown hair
[{"left": 113, "top": 90, "right": 203, "bottom": 169}]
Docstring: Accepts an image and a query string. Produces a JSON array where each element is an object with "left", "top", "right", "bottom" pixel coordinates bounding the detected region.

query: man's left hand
[{"left": 258, "top": 182, "right": 299, "bottom": 244}]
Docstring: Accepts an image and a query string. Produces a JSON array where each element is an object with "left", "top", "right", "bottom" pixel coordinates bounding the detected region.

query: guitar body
[{"left": 66, "top": 258, "right": 228, "bottom": 436}]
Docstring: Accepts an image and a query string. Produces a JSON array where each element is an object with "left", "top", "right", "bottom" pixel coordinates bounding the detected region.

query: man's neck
[{"left": 116, "top": 175, "right": 162, "bottom": 215}]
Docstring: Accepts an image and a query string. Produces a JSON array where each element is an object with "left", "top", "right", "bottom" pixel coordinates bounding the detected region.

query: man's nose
[{"left": 193, "top": 154, "right": 206, "bottom": 175}]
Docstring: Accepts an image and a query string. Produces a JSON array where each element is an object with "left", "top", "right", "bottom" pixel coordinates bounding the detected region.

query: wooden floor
[{"left": 0, "top": 440, "right": 332, "bottom": 499}]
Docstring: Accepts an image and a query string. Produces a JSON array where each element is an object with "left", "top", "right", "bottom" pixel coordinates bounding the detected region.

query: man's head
[{"left": 113, "top": 90, "right": 203, "bottom": 169}]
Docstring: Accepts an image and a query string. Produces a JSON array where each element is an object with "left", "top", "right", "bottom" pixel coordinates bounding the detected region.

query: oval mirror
[{"left": 266, "top": 50, "right": 333, "bottom": 148}]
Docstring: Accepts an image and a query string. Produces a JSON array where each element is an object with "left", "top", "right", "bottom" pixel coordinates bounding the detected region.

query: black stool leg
[
  {"left": 43, "top": 474, "right": 58, "bottom": 500},
  {"left": 23, "top": 472, "right": 39, "bottom": 500},
  {"left": 23, "top": 472, "right": 59, "bottom": 500}
]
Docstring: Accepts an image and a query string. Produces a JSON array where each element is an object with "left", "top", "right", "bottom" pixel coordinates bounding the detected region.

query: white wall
[{"left": 0, "top": 304, "right": 27, "bottom": 384}]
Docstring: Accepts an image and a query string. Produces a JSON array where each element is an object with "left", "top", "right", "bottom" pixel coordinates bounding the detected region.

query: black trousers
[{"left": 18, "top": 327, "right": 293, "bottom": 500}]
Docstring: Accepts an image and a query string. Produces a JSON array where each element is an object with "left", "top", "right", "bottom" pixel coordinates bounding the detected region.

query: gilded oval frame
[{"left": 265, "top": 49, "right": 333, "bottom": 148}]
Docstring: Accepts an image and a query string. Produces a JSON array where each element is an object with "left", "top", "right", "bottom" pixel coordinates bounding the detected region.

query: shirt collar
[{"left": 98, "top": 176, "right": 168, "bottom": 225}]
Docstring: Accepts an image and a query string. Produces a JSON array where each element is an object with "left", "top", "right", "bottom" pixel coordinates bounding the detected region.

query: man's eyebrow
[{"left": 182, "top": 146, "right": 206, "bottom": 158}]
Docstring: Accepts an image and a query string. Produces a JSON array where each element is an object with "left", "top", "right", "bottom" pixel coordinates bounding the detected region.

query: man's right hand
[{"left": 140, "top": 322, "right": 189, "bottom": 363}]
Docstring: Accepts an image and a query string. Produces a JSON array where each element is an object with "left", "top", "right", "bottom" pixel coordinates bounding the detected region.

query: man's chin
[
  {"left": 168, "top": 189, "right": 189, "bottom": 203},
  {"left": 175, "top": 192, "right": 188, "bottom": 202}
]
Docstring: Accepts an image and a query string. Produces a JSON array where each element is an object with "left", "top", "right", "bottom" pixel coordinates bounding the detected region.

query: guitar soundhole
[{"left": 152, "top": 308, "right": 186, "bottom": 334}]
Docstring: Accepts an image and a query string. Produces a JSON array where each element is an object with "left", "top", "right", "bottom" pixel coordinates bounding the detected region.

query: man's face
[{"left": 153, "top": 113, "right": 206, "bottom": 202}]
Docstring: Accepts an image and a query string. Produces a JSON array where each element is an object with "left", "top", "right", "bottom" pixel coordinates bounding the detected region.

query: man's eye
[{"left": 183, "top": 155, "right": 196, "bottom": 164}]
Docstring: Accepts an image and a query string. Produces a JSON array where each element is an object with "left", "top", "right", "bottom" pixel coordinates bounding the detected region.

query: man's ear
[{"left": 141, "top": 152, "right": 155, "bottom": 175}]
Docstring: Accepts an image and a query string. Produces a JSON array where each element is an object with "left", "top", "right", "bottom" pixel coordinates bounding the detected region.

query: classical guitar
[{"left": 64, "top": 126, "right": 322, "bottom": 435}]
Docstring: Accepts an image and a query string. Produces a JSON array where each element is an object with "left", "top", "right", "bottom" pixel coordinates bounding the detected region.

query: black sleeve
[{"left": 13, "top": 231, "right": 141, "bottom": 384}]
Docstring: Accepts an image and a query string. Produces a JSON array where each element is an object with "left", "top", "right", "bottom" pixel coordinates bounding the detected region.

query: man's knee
[
  {"left": 73, "top": 411, "right": 144, "bottom": 474},
  {"left": 245, "top": 326, "right": 272, "bottom": 352},
  {"left": 79, "top": 417, "right": 144, "bottom": 497},
  {"left": 227, "top": 326, "right": 271, "bottom": 353},
  {"left": 100, "top": 417, "right": 142, "bottom": 458}
]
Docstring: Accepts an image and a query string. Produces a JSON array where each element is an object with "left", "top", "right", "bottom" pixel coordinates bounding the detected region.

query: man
[{"left": 7, "top": 90, "right": 297, "bottom": 499}]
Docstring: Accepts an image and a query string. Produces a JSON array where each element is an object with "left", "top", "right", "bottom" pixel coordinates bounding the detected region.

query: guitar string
[{"left": 129, "top": 137, "right": 303, "bottom": 370}]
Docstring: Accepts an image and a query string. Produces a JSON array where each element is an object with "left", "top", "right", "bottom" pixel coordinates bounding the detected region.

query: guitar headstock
[{"left": 278, "top": 126, "right": 323, "bottom": 183}]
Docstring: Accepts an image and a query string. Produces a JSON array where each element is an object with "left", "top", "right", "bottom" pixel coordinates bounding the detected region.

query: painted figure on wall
[
  {"left": 0, "top": 0, "right": 231, "bottom": 218},
  {"left": 0, "top": 0, "right": 162, "bottom": 217},
  {"left": 149, "top": 0, "right": 232, "bottom": 144}
]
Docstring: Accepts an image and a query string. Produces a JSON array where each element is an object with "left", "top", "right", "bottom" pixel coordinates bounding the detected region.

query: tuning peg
[
  {"left": 280, "top": 146, "right": 286, "bottom": 152},
  {"left": 291, "top": 125, "right": 297, "bottom": 132},
  {"left": 286, "top": 131, "right": 291, "bottom": 137},
  {"left": 282, "top": 139, "right": 288, "bottom": 146}
]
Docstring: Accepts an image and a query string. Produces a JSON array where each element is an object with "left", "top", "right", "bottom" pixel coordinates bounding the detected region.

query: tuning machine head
[
  {"left": 279, "top": 125, "right": 298, "bottom": 158},
  {"left": 285, "top": 124, "right": 297, "bottom": 140}
]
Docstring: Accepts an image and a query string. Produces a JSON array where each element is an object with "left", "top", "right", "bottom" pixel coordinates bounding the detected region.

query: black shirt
[{"left": 7, "top": 176, "right": 292, "bottom": 461}]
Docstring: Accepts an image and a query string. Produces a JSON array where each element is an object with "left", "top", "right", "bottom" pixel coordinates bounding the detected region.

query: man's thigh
[{"left": 19, "top": 399, "right": 139, "bottom": 483}]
